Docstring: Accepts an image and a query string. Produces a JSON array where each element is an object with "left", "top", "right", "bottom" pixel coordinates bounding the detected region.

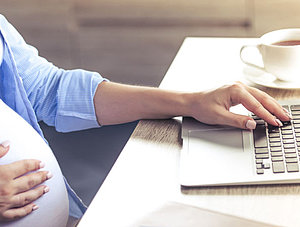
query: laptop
[{"left": 180, "top": 100, "right": 300, "bottom": 187}]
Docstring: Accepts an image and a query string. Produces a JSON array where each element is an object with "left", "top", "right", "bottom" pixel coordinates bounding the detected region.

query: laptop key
[
  {"left": 255, "top": 154, "right": 269, "bottom": 159},
  {"left": 272, "top": 156, "right": 284, "bottom": 162},
  {"left": 285, "top": 153, "right": 297, "bottom": 158},
  {"left": 257, "top": 169, "right": 264, "bottom": 174},
  {"left": 283, "top": 144, "right": 295, "bottom": 149},
  {"left": 285, "top": 158, "right": 298, "bottom": 163},
  {"left": 292, "top": 111, "right": 300, "bottom": 116},
  {"left": 281, "top": 125, "right": 292, "bottom": 130},
  {"left": 286, "top": 163, "right": 299, "bottom": 172},
  {"left": 291, "top": 105, "right": 300, "bottom": 110},
  {"left": 268, "top": 127, "right": 279, "bottom": 133},
  {"left": 271, "top": 152, "right": 283, "bottom": 157},
  {"left": 284, "top": 148, "right": 297, "bottom": 153},
  {"left": 281, "top": 130, "right": 293, "bottom": 135},
  {"left": 270, "top": 147, "right": 282, "bottom": 152},
  {"left": 283, "top": 139, "right": 295, "bottom": 144},
  {"left": 251, "top": 114, "right": 261, "bottom": 120},
  {"left": 255, "top": 119, "right": 265, "bottom": 125},
  {"left": 256, "top": 164, "right": 263, "bottom": 169},
  {"left": 269, "top": 133, "right": 280, "bottom": 138},
  {"left": 270, "top": 142, "right": 282, "bottom": 147},
  {"left": 282, "top": 105, "right": 289, "bottom": 110},
  {"left": 272, "top": 162, "right": 285, "bottom": 173},
  {"left": 282, "top": 134, "right": 294, "bottom": 139},
  {"left": 256, "top": 159, "right": 263, "bottom": 164},
  {"left": 263, "top": 163, "right": 271, "bottom": 169},
  {"left": 253, "top": 125, "right": 268, "bottom": 148},
  {"left": 269, "top": 137, "right": 281, "bottom": 143},
  {"left": 282, "top": 120, "right": 291, "bottom": 125},
  {"left": 255, "top": 148, "right": 269, "bottom": 154}
]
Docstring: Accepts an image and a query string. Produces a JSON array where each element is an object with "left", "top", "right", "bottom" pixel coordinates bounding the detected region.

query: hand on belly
[
  {"left": 0, "top": 100, "right": 69, "bottom": 227},
  {"left": 0, "top": 141, "right": 51, "bottom": 221}
]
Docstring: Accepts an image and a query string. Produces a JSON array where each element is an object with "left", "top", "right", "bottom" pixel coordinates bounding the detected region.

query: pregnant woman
[
  {"left": 0, "top": 15, "right": 103, "bottom": 226},
  {"left": 0, "top": 14, "right": 289, "bottom": 227}
]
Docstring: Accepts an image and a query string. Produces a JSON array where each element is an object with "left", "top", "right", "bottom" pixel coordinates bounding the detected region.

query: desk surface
[{"left": 79, "top": 38, "right": 300, "bottom": 227}]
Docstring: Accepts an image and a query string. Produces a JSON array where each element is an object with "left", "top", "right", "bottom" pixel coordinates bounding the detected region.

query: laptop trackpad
[
  {"left": 183, "top": 128, "right": 253, "bottom": 186},
  {"left": 189, "top": 128, "right": 243, "bottom": 152}
]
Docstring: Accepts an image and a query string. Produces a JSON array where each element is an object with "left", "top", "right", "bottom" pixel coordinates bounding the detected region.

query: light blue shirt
[{"left": 0, "top": 14, "right": 106, "bottom": 218}]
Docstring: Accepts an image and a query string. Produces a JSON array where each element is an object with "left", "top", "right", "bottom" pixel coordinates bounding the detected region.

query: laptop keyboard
[{"left": 253, "top": 105, "right": 300, "bottom": 175}]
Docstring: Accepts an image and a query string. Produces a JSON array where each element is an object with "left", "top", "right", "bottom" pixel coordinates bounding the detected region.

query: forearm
[{"left": 93, "top": 81, "right": 194, "bottom": 125}]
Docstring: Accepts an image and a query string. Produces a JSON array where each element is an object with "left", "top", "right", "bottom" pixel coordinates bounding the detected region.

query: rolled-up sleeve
[
  {"left": 54, "top": 69, "right": 106, "bottom": 132},
  {"left": 1, "top": 15, "right": 107, "bottom": 132}
]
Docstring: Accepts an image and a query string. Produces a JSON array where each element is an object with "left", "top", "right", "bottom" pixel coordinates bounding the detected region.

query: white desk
[{"left": 79, "top": 38, "right": 300, "bottom": 227}]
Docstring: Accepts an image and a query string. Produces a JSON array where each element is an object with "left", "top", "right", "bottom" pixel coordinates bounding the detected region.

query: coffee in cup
[
  {"left": 273, "top": 40, "right": 300, "bottom": 46},
  {"left": 240, "top": 28, "right": 300, "bottom": 81}
]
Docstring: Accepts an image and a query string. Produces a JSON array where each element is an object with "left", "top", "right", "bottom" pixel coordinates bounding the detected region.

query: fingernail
[
  {"left": 32, "top": 205, "right": 39, "bottom": 211},
  {"left": 47, "top": 172, "right": 53, "bottom": 179},
  {"left": 283, "top": 108, "right": 292, "bottom": 119},
  {"left": 44, "top": 186, "right": 50, "bottom": 193},
  {"left": 1, "top": 140, "right": 10, "bottom": 148},
  {"left": 275, "top": 118, "right": 283, "bottom": 127},
  {"left": 246, "top": 120, "right": 256, "bottom": 130},
  {"left": 39, "top": 162, "right": 45, "bottom": 169},
  {"left": 286, "top": 113, "right": 293, "bottom": 119}
]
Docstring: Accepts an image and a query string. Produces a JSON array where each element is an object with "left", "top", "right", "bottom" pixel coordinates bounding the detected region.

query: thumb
[
  {"left": 221, "top": 111, "right": 256, "bottom": 130},
  {"left": 0, "top": 140, "right": 10, "bottom": 158}
]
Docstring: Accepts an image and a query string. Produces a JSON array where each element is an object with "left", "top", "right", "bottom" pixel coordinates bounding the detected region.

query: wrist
[{"left": 180, "top": 91, "right": 204, "bottom": 118}]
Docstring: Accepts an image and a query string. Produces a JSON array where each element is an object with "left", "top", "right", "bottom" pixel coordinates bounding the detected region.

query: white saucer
[{"left": 243, "top": 66, "right": 300, "bottom": 89}]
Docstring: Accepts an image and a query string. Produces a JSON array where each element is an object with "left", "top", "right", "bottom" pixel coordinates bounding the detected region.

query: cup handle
[{"left": 240, "top": 45, "right": 264, "bottom": 71}]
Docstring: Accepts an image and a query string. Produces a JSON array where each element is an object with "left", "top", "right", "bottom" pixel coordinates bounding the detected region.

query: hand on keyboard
[
  {"left": 189, "top": 81, "right": 291, "bottom": 129},
  {"left": 253, "top": 108, "right": 300, "bottom": 174}
]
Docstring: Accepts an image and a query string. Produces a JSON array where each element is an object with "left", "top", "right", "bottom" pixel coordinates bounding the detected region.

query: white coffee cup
[{"left": 240, "top": 28, "right": 300, "bottom": 81}]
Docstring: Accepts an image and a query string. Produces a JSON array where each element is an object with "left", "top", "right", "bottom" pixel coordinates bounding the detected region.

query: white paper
[{"left": 131, "top": 201, "right": 278, "bottom": 227}]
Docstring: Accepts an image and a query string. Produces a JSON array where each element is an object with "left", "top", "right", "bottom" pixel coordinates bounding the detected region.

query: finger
[
  {"left": 244, "top": 85, "right": 291, "bottom": 121},
  {"left": 10, "top": 185, "right": 49, "bottom": 208},
  {"left": 2, "top": 159, "right": 44, "bottom": 179},
  {"left": 0, "top": 140, "right": 10, "bottom": 158},
  {"left": 218, "top": 109, "right": 256, "bottom": 129},
  {"left": 231, "top": 86, "right": 279, "bottom": 126},
  {"left": 2, "top": 203, "right": 38, "bottom": 221},
  {"left": 12, "top": 171, "right": 51, "bottom": 194}
]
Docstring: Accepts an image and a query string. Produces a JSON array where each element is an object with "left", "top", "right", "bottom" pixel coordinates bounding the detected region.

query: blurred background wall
[{"left": 1, "top": 0, "right": 300, "bottom": 206}]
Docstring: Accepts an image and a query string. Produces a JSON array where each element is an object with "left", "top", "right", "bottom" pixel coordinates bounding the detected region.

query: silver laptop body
[{"left": 180, "top": 100, "right": 300, "bottom": 187}]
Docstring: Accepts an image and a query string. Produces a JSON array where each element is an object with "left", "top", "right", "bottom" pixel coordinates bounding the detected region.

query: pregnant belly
[{"left": 0, "top": 100, "right": 69, "bottom": 227}]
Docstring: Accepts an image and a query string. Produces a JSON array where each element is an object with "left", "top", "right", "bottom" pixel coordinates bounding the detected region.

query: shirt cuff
[{"left": 55, "top": 69, "right": 108, "bottom": 132}]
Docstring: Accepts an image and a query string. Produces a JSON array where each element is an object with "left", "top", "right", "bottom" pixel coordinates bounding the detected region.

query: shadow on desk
[{"left": 40, "top": 120, "right": 138, "bottom": 205}]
